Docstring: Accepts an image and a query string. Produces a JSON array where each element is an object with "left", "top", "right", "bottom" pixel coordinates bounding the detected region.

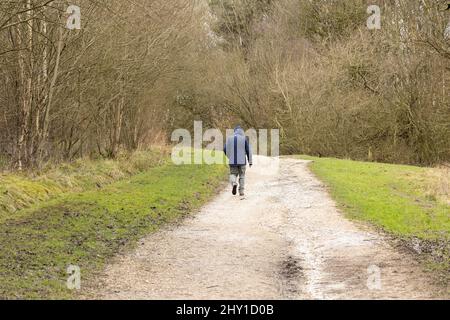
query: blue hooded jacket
[{"left": 224, "top": 126, "right": 253, "bottom": 166}]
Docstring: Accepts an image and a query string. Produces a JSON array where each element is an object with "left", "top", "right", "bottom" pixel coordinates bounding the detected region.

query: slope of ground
[
  {"left": 87, "top": 157, "right": 447, "bottom": 299},
  {"left": 0, "top": 149, "right": 169, "bottom": 220},
  {"left": 0, "top": 160, "right": 226, "bottom": 299}
]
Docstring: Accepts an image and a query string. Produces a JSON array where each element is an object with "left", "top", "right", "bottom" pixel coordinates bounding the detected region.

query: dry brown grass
[{"left": 426, "top": 164, "right": 450, "bottom": 205}]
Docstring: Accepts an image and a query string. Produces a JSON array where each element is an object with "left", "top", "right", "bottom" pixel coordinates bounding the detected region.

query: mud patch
[
  {"left": 278, "top": 255, "right": 303, "bottom": 297},
  {"left": 280, "top": 255, "right": 303, "bottom": 279},
  {"left": 396, "top": 236, "right": 449, "bottom": 289}
]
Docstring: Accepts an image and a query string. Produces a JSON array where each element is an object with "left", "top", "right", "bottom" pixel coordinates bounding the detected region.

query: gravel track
[{"left": 87, "top": 157, "right": 444, "bottom": 299}]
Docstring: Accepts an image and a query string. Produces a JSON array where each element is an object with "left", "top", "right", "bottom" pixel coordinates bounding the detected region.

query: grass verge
[
  {"left": 0, "top": 148, "right": 169, "bottom": 220},
  {"left": 297, "top": 155, "right": 449, "bottom": 285},
  {"left": 0, "top": 160, "right": 226, "bottom": 299}
]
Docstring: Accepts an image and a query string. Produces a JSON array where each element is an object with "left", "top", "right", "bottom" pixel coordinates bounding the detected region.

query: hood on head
[{"left": 234, "top": 126, "right": 245, "bottom": 136}]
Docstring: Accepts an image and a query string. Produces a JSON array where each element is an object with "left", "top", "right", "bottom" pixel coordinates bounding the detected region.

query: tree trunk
[
  {"left": 16, "top": 0, "right": 34, "bottom": 170},
  {"left": 38, "top": 20, "right": 63, "bottom": 162}
]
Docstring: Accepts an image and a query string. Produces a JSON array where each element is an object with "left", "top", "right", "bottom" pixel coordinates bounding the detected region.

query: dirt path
[{"left": 87, "top": 157, "right": 444, "bottom": 299}]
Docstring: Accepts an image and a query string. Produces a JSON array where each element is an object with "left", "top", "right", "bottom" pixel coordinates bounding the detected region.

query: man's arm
[{"left": 245, "top": 138, "right": 252, "bottom": 166}]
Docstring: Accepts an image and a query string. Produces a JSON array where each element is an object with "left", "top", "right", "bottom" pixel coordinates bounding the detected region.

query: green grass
[
  {"left": 0, "top": 161, "right": 226, "bottom": 299},
  {"left": 0, "top": 149, "right": 169, "bottom": 220},
  {"left": 298, "top": 156, "right": 449, "bottom": 240},
  {"left": 297, "top": 155, "right": 449, "bottom": 285}
]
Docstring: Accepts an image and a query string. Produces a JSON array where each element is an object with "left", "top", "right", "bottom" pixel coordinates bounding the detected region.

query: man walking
[{"left": 224, "top": 126, "right": 253, "bottom": 197}]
